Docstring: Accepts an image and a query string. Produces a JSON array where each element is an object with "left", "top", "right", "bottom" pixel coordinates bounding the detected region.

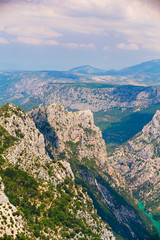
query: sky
[{"left": 0, "top": 0, "right": 160, "bottom": 71}]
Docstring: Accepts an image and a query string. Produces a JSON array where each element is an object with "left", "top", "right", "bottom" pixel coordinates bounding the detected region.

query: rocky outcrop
[
  {"left": 30, "top": 103, "right": 127, "bottom": 189},
  {"left": 0, "top": 102, "right": 157, "bottom": 240},
  {"left": 0, "top": 103, "right": 74, "bottom": 185},
  {"left": 109, "top": 110, "right": 160, "bottom": 217},
  {"left": 30, "top": 103, "right": 158, "bottom": 240},
  {"left": 2, "top": 70, "right": 160, "bottom": 112},
  {"left": 0, "top": 177, "right": 25, "bottom": 238},
  {"left": 30, "top": 103, "right": 107, "bottom": 164},
  {"left": 0, "top": 103, "right": 115, "bottom": 240}
]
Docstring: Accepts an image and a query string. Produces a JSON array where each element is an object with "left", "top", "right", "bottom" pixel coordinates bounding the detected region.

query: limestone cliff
[
  {"left": 30, "top": 103, "right": 107, "bottom": 162},
  {"left": 0, "top": 103, "right": 115, "bottom": 240},
  {"left": 30, "top": 103, "right": 158, "bottom": 240},
  {"left": 29, "top": 103, "right": 128, "bottom": 189},
  {"left": 0, "top": 177, "right": 25, "bottom": 238},
  {"left": 109, "top": 110, "right": 160, "bottom": 219},
  {"left": 0, "top": 103, "right": 74, "bottom": 184}
]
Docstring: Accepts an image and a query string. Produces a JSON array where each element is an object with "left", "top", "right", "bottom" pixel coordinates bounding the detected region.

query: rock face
[
  {"left": 0, "top": 103, "right": 73, "bottom": 184},
  {"left": 0, "top": 103, "right": 115, "bottom": 240},
  {"left": 30, "top": 103, "right": 127, "bottom": 188},
  {"left": 0, "top": 177, "right": 25, "bottom": 238},
  {"left": 30, "top": 103, "right": 158, "bottom": 240},
  {"left": 30, "top": 103, "right": 107, "bottom": 164},
  {"left": 109, "top": 110, "right": 160, "bottom": 219}
]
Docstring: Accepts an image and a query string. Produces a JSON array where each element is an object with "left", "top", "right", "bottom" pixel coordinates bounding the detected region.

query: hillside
[
  {"left": 29, "top": 103, "right": 159, "bottom": 239},
  {"left": 1, "top": 71, "right": 160, "bottom": 151},
  {"left": 105, "top": 59, "right": 160, "bottom": 76},
  {"left": 0, "top": 103, "right": 115, "bottom": 240},
  {"left": 0, "top": 103, "right": 158, "bottom": 239},
  {"left": 69, "top": 65, "right": 106, "bottom": 75},
  {"left": 108, "top": 110, "right": 160, "bottom": 222},
  {"left": 1, "top": 60, "right": 160, "bottom": 112}
]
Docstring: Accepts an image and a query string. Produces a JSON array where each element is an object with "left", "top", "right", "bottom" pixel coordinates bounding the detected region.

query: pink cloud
[
  {"left": 15, "top": 37, "right": 59, "bottom": 45},
  {"left": 63, "top": 42, "right": 95, "bottom": 49},
  {"left": 0, "top": 37, "right": 9, "bottom": 44},
  {"left": 117, "top": 43, "right": 139, "bottom": 50},
  {"left": 6, "top": 25, "right": 62, "bottom": 38}
]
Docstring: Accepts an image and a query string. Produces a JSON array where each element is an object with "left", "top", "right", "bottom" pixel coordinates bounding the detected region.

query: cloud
[
  {"left": 15, "top": 37, "right": 59, "bottom": 45},
  {"left": 0, "top": 37, "right": 9, "bottom": 44},
  {"left": 63, "top": 42, "right": 95, "bottom": 49},
  {"left": 44, "top": 39, "right": 59, "bottom": 46},
  {"left": 137, "top": 0, "right": 160, "bottom": 9},
  {"left": 15, "top": 37, "right": 43, "bottom": 45},
  {"left": 117, "top": 42, "right": 139, "bottom": 50},
  {"left": 1, "top": 0, "right": 160, "bottom": 52},
  {"left": 6, "top": 26, "right": 62, "bottom": 38}
]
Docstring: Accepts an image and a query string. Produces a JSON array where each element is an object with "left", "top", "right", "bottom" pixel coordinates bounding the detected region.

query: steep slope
[
  {"left": 30, "top": 103, "right": 158, "bottom": 240},
  {"left": 0, "top": 103, "right": 115, "bottom": 240},
  {"left": 0, "top": 176, "right": 25, "bottom": 238},
  {"left": 109, "top": 110, "right": 160, "bottom": 221}
]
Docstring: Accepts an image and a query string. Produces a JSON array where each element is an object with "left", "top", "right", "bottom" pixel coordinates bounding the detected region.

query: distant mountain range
[
  {"left": 70, "top": 59, "right": 160, "bottom": 76},
  {"left": 1, "top": 59, "right": 160, "bottom": 114},
  {"left": 69, "top": 65, "right": 106, "bottom": 75},
  {"left": 1, "top": 59, "right": 160, "bottom": 86},
  {"left": 69, "top": 59, "right": 160, "bottom": 85},
  {"left": 108, "top": 59, "right": 160, "bottom": 76},
  {"left": 0, "top": 60, "right": 160, "bottom": 239}
]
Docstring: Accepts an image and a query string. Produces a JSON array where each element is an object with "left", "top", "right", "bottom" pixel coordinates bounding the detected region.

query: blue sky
[{"left": 0, "top": 0, "right": 160, "bottom": 71}]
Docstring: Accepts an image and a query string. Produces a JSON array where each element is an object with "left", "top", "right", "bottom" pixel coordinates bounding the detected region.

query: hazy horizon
[{"left": 1, "top": 1, "right": 160, "bottom": 71}]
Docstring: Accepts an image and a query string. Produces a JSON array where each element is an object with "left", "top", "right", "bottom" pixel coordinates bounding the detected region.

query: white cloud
[{"left": 117, "top": 42, "right": 139, "bottom": 50}]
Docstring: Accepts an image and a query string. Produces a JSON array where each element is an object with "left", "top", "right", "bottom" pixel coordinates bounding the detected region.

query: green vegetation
[
  {"left": 65, "top": 140, "right": 159, "bottom": 240},
  {"left": 0, "top": 103, "right": 25, "bottom": 120},
  {"left": 71, "top": 82, "right": 121, "bottom": 89},
  {"left": 138, "top": 201, "right": 160, "bottom": 237},
  {"left": 94, "top": 103, "right": 160, "bottom": 153},
  {"left": 15, "top": 129, "right": 25, "bottom": 139},
  {"left": 13, "top": 97, "right": 42, "bottom": 112},
  {"left": 133, "top": 179, "right": 160, "bottom": 222},
  {"left": 0, "top": 125, "right": 18, "bottom": 154},
  {"left": 0, "top": 100, "right": 159, "bottom": 239},
  {"left": 0, "top": 167, "right": 102, "bottom": 239}
]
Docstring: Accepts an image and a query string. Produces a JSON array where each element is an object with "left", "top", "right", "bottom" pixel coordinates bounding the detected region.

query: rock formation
[
  {"left": 109, "top": 110, "right": 160, "bottom": 220},
  {"left": 0, "top": 103, "right": 115, "bottom": 239},
  {"left": 30, "top": 102, "right": 157, "bottom": 240}
]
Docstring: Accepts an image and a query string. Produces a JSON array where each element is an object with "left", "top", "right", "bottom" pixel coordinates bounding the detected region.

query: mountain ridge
[
  {"left": 0, "top": 103, "right": 116, "bottom": 239},
  {"left": 29, "top": 102, "right": 158, "bottom": 239},
  {"left": 69, "top": 59, "right": 160, "bottom": 78},
  {"left": 108, "top": 109, "right": 160, "bottom": 222},
  {"left": 0, "top": 102, "right": 158, "bottom": 239},
  {"left": 69, "top": 65, "right": 106, "bottom": 75}
]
